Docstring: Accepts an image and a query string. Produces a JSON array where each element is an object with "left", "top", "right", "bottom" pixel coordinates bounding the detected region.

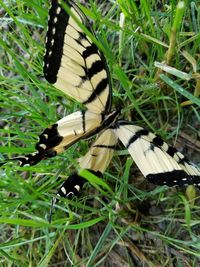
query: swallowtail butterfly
[{"left": 1, "top": 1, "right": 200, "bottom": 205}]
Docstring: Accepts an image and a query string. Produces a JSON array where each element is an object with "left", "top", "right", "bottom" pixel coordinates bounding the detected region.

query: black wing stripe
[
  {"left": 62, "top": 37, "right": 106, "bottom": 85},
  {"left": 83, "top": 78, "right": 108, "bottom": 105},
  {"left": 82, "top": 43, "right": 98, "bottom": 59},
  {"left": 123, "top": 124, "right": 190, "bottom": 169},
  {"left": 86, "top": 60, "right": 106, "bottom": 80},
  {"left": 81, "top": 110, "right": 86, "bottom": 133},
  {"left": 166, "top": 146, "right": 177, "bottom": 158},
  {"left": 126, "top": 129, "right": 149, "bottom": 149},
  {"left": 152, "top": 136, "right": 164, "bottom": 146}
]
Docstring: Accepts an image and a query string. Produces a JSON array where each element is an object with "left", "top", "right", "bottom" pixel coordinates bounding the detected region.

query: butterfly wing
[
  {"left": 79, "top": 129, "right": 117, "bottom": 172},
  {"left": 55, "top": 128, "right": 117, "bottom": 197},
  {"left": 49, "top": 128, "right": 117, "bottom": 221},
  {"left": 2, "top": 0, "right": 116, "bottom": 168},
  {"left": 8, "top": 111, "right": 102, "bottom": 166},
  {"left": 44, "top": 0, "right": 112, "bottom": 114},
  {"left": 114, "top": 120, "right": 200, "bottom": 187}
]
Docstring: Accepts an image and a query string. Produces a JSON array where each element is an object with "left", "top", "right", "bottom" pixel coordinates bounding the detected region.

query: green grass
[{"left": 1, "top": 0, "right": 200, "bottom": 266}]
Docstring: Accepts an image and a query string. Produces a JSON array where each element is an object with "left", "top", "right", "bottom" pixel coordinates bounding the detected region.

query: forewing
[
  {"left": 115, "top": 121, "right": 200, "bottom": 187},
  {"left": 44, "top": 0, "right": 112, "bottom": 114},
  {"left": 13, "top": 111, "right": 102, "bottom": 166}
]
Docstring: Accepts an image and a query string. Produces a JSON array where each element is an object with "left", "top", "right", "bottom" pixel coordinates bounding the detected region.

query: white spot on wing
[
  {"left": 31, "top": 152, "right": 39, "bottom": 156},
  {"left": 53, "top": 16, "right": 58, "bottom": 24},
  {"left": 61, "top": 186, "right": 66, "bottom": 195},
  {"left": 39, "top": 144, "right": 47, "bottom": 149},
  {"left": 173, "top": 153, "right": 180, "bottom": 162},
  {"left": 177, "top": 152, "right": 184, "bottom": 159},
  {"left": 52, "top": 27, "right": 56, "bottom": 35},
  {"left": 74, "top": 185, "right": 80, "bottom": 191},
  {"left": 51, "top": 39, "right": 55, "bottom": 46},
  {"left": 161, "top": 142, "right": 169, "bottom": 151},
  {"left": 56, "top": 6, "right": 61, "bottom": 14},
  {"left": 45, "top": 35, "right": 48, "bottom": 44}
]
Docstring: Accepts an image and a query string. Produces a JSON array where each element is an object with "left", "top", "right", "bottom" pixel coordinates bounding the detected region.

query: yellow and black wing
[
  {"left": 2, "top": 0, "right": 117, "bottom": 167},
  {"left": 54, "top": 128, "right": 117, "bottom": 199},
  {"left": 44, "top": 0, "right": 112, "bottom": 114},
  {"left": 79, "top": 129, "right": 117, "bottom": 172},
  {"left": 49, "top": 129, "right": 117, "bottom": 221},
  {"left": 114, "top": 121, "right": 200, "bottom": 187},
  {"left": 10, "top": 110, "right": 103, "bottom": 166}
]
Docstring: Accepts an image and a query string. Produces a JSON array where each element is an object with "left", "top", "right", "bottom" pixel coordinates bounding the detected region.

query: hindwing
[
  {"left": 79, "top": 129, "right": 117, "bottom": 172},
  {"left": 54, "top": 128, "right": 117, "bottom": 199},
  {"left": 114, "top": 121, "right": 200, "bottom": 187}
]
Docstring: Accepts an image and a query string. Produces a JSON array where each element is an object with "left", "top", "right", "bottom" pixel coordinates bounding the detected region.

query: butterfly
[{"left": 1, "top": 0, "right": 200, "bottom": 202}]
